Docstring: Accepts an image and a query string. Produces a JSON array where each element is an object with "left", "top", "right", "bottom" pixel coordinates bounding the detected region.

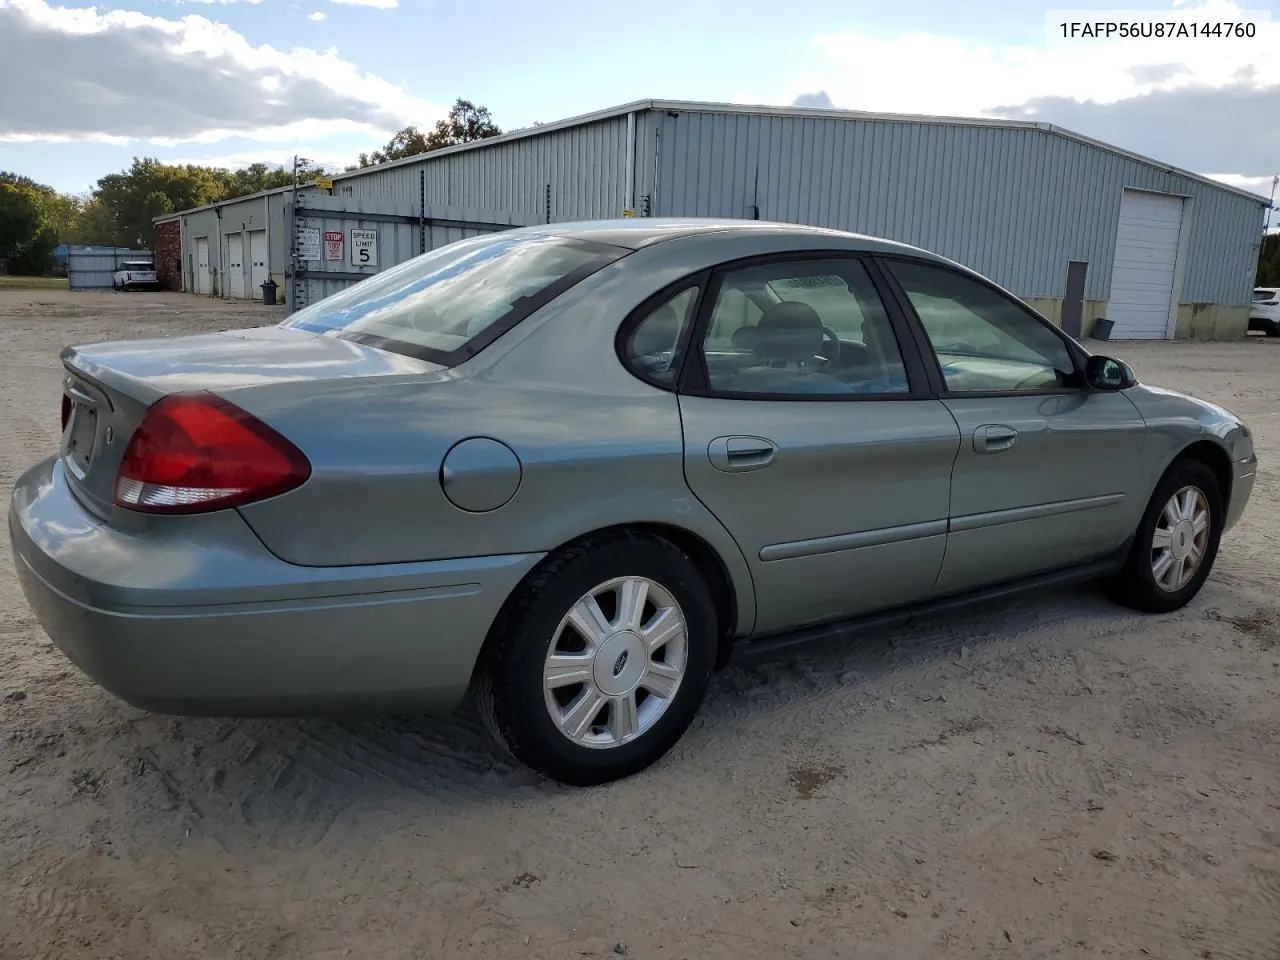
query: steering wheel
[{"left": 818, "top": 326, "right": 842, "bottom": 364}]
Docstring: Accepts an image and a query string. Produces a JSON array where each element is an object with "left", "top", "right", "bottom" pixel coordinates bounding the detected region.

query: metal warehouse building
[{"left": 154, "top": 98, "right": 1267, "bottom": 340}]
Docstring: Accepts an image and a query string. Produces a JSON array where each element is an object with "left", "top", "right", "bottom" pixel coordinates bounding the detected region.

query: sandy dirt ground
[{"left": 1, "top": 289, "right": 1278, "bottom": 960}]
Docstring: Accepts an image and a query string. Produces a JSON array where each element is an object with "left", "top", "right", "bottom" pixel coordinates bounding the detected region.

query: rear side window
[
  {"left": 621, "top": 286, "right": 701, "bottom": 387},
  {"left": 283, "top": 232, "right": 628, "bottom": 365}
]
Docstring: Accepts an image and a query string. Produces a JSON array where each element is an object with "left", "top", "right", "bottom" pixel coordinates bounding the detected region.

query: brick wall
[{"left": 155, "top": 220, "right": 182, "bottom": 291}]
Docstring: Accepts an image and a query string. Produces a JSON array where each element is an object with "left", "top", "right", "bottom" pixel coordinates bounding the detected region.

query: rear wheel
[
  {"left": 476, "top": 531, "right": 718, "bottom": 786},
  {"left": 1105, "top": 459, "right": 1223, "bottom": 613}
]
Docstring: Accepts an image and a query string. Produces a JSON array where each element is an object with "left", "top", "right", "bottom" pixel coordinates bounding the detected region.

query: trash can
[
  {"left": 1090, "top": 317, "right": 1114, "bottom": 341},
  {"left": 261, "top": 279, "right": 278, "bottom": 306}
]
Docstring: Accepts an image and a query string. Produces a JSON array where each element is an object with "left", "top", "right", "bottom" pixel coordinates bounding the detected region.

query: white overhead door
[
  {"left": 227, "top": 233, "right": 246, "bottom": 298},
  {"left": 1107, "top": 190, "right": 1185, "bottom": 339},
  {"left": 195, "top": 237, "right": 211, "bottom": 295},
  {"left": 249, "top": 230, "right": 268, "bottom": 296}
]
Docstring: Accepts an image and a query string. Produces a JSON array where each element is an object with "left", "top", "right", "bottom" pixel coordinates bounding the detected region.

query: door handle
[
  {"left": 973, "top": 424, "right": 1018, "bottom": 454},
  {"left": 708, "top": 436, "right": 777, "bottom": 472}
]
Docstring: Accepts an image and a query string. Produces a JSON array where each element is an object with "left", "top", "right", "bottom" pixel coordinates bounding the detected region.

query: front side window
[
  {"left": 699, "top": 258, "right": 910, "bottom": 396},
  {"left": 887, "top": 260, "right": 1080, "bottom": 393},
  {"left": 282, "top": 232, "right": 628, "bottom": 365}
]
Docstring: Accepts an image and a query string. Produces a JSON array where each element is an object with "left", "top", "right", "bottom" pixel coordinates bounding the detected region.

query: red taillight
[
  {"left": 61, "top": 395, "right": 71, "bottom": 432},
  {"left": 114, "top": 393, "right": 310, "bottom": 514}
]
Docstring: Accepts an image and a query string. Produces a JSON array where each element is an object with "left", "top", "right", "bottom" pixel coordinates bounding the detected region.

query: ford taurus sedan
[{"left": 9, "top": 219, "right": 1258, "bottom": 786}]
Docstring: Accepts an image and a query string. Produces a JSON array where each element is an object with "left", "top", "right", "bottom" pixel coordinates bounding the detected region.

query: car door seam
[
  {"left": 675, "top": 395, "right": 759, "bottom": 637},
  {"left": 935, "top": 401, "right": 965, "bottom": 590}
]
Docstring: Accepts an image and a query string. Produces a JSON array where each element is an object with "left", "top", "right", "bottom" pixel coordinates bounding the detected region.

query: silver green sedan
[{"left": 9, "top": 219, "right": 1258, "bottom": 785}]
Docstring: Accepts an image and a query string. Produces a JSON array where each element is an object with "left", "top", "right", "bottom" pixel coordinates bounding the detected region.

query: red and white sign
[{"left": 324, "top": 231, "right": 344, "bottom": 261}]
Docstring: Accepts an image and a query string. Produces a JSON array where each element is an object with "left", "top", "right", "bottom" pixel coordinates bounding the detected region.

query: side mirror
[{"left": 1085, "top": 354, "right": 1135, "bottom": 391}]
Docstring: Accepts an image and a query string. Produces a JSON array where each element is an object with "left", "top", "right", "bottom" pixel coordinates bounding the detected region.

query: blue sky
[{"left": 2, "top": 0, "right": 1279, "bottom": 196}]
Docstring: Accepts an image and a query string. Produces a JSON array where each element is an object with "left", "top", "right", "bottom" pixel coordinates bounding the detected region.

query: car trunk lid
[{"left": 59, "top": 325, "right": 442, "bottom": 517}]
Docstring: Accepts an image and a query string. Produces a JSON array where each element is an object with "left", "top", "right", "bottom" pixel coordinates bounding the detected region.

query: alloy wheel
[
  {"left": 542, "top": 576, "right": 688, "bottom": 749},
  {"left": 1150, "top": 485, "right": 1211, "bottom": 592}
]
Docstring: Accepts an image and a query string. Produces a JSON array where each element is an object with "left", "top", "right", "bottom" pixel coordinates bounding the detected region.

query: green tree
[
  {"left": 1256, "top": 231, "right": 1280, "bottom": 286},
  {"left": 90, "top": 158, "right": 229, "bottom": 247},
  {"left": 66, "top": 157, "right": 331, "bottom": 248},
  {"left": 357, "top": 98, "right": 501, "bottom": 167},
  {"left": 220, "top": 161, "right": 324, "bottom": 199},
  {"left": 74, "top": 197, "right": 120, "bottom": 246},
  {"left": 0, "top": 172, "right": 58, "bottom": 274}
]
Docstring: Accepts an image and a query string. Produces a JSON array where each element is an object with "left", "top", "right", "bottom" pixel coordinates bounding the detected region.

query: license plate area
[{"left": 65, "top": 398, "right": 99, "bottom": 480}]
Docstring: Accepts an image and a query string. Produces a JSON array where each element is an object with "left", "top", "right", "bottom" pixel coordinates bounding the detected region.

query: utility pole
[
  {"left": 289, "top": 154, "right": 312, "bottom": 313},
  {"left": 1267, "top": 174, "right": 1278, "bottom": 234}
]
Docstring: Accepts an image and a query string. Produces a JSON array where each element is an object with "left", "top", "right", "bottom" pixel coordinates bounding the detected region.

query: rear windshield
[
  {"left": 281, "top": 231, "right": 628, "bottom": 365},
  {"left": 1253, "top": 288, "right": 1278, "bottom": 301}
]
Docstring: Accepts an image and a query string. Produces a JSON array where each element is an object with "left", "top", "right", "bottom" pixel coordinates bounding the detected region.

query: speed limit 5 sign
[{"left": 350, "top": 229, "right": 378, "bottom": 267}]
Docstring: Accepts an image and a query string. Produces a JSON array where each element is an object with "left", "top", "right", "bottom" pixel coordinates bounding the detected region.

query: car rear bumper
[{"left": 8, "top": 457, "right": 543, "bottom": 716}]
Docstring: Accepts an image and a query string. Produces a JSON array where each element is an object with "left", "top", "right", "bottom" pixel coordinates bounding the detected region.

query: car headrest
[{"left": 754, "top": 300, "right": 824, "bottom": 363}]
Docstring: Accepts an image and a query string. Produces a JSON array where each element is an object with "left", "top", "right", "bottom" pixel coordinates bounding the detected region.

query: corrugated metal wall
[
  {"left": 67, "top": 247, "right": 152, "bottom": 290},
  {"left": 333, "top": 115, "right": 634, "bottom": 223},
  {"left": 174, "top": 190, "right": 308, "bottom": 294},
  {"left": 648, "top": 110, "right": 1263, "bottom": 304},
  {"left": 157, "top": 104, "right": 1263, "bottom": 310}
]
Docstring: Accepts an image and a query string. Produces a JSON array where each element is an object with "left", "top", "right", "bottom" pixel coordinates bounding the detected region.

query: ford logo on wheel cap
[{"left": 612, "top": 650, "right": 629, "bottom": 676}]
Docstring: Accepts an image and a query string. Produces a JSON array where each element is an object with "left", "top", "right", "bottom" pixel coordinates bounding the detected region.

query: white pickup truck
[{"left": 112, "top": 260, "right": 159, "bottom": 291}]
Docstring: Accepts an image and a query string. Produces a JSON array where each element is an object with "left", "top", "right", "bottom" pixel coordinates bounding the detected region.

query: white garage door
[
  {"left": 1107, "top": 190, "right": 1185, "bottom": 339},
  {"left": 195, "top": 237, "right": 210, "bottom": 295},
  {"left": 249, "top": 230, "right": 268, "bottom": 295},
  {"left": 227, "top": 234, "right": 246, "bottom": 298}
]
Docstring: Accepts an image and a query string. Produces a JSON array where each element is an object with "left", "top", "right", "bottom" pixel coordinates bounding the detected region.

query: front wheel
[
  {"left": 475, "top": 531, "right": 719, "bottom": 786},
  {"left": 1105, "top": 459, "right": 1223, "bottom": 613}
]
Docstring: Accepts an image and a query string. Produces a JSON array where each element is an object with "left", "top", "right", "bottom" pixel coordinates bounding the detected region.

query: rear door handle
[
  {"left": 708, "top": 436, "right": 777, "bottom": 472},
  {"left": 973, "top": 424, "right": 1018, "bottom": 454}
]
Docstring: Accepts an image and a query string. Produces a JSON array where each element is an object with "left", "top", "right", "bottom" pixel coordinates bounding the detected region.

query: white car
[
  {"left": 1249, "top": 287, "right": 1280, "bottom": 336},
  {"left": 112, "top": 260, "right": 159, "bottom": 292}
]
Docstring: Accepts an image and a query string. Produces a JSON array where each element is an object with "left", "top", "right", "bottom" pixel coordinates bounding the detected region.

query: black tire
[
  {"left": 1267, "top": 322, "right": 1280, "bottom": 338},
  {"left": 1104, "top": 458, "right": 1223, "bottom": 613},
  {"left": 475, "top": 530, "right": 718, "bottom": 786}
]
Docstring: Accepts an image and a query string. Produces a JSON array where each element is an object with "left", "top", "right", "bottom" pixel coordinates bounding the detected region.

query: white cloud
[
  {"left": 758, "top": 0, "right": 1277, "bottom": 119},
  {"left": 1208, "top": 173, "right": 1277, "bottom": 194},
  {"left": 165, "top": 148, "right": 356, "bottom": 172},
  {"left": 308, "top": 10, "right": 326, "bottom": 20},
  {"left": 330, "top": 0, "right": 397, "bottom": 7},
  {"left": 749, "top": 0, "right": 1280, "bottom": 179},
  {"left": 0, "top": 0, "right": 441, "bottom": 144}
]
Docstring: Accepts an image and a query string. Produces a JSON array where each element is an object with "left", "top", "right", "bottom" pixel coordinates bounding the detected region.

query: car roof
[{"left": 518, "top": 217, "right": 949, "bottom": 261}]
